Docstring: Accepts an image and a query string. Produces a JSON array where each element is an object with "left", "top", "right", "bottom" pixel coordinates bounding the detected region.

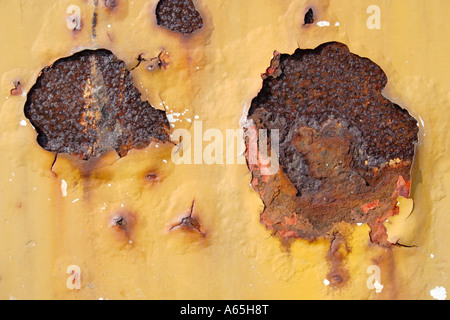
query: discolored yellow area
[{"left": 0, "top": 0, "right": 449, "bottom": 300}]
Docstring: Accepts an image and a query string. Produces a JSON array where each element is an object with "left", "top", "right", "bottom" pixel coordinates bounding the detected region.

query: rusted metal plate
[{"left": 24, "top": 49, "right": 170, "bottom": 160}]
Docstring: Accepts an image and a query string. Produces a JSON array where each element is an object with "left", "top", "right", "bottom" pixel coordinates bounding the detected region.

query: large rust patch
[
  {"left": 247, "top": 42, "right": 418, "bottom": 247},
  {"left": 24, "top": 49, "right": 170, "bottom": 160},
  {"left": 155, "top": 0, "right": 203, "bottom": 35}
]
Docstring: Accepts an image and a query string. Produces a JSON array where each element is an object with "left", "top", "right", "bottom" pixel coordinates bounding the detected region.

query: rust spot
[
  {"left": 103, "top": 0, "right": 117, "bottom": 10},
  {"left": 304, "top": 8, "right": 314, "bottom": 25},
  {"left": 111, "top": 211, "right": 136, "bottom": 242},
  {"left": 155, "top": 0, "right": 203, "bottom": 35},
  {"left": 10, "top": 81, "right": 22, "bottom": 96},
  {"left": 144, "top": 171, "right": 161, "bottom": 183},
  {"left": 146, "top": 51, "right": 171, "bottom": 72},
  {"left": 246, "top": 42, "right": 418, "bottom": 247},
  {"left": 92, "top": 10, "right": 98, "bottom": 38},
  {"left": 170, "top": 200, "right": 206, "bottom": 237},
  {"left": 261, "top": 51, "right": 282, "bottom": 80},
  {"left": 24, "top": 49, "right": 170, "bottom": 161}
]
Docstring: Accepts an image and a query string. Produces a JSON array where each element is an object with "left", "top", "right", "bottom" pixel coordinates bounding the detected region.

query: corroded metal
[
  {"left": 24, "top": 49, "right": 170, "bottom": 160},
  {"left": 247, "top": 42, "right": 419, "bottom": 246},
  {"left": 155, "top": 0, "right": 203, "bottom": 35}
]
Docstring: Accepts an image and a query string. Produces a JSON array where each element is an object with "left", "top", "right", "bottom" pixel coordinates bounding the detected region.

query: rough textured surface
[
  {"left": 155, "top": 0, "right": 203, "bottom": 34},
  {"left": 247, "top": 42, "right": 419, "bottom": 244},
  {"left": 24, "top": 49, "right": 170, "bottom": 160}
]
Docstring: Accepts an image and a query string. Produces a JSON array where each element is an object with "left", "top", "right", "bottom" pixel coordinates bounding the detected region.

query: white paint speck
[
  {"left": 162, "top": 159, "right": 167, "bottom": 163},
  {"left": 335, "top": 21, "right": 340, "bottom": 26},
  {"left": 194, "top": 115, "right": 199, "bottom": 119},
  {"left": 20, "top": 120, "right": 27, "bottom": 127},
  {"left": 323, "top": 279, "right": 330, "bottom": 286},
  {"left": 72, "top": 198, "right": 79, "bottom": 203},
  {"left": 61, "top": 179, "right": 68, "bottom": 197},
  {"left": 317, "top": 21, "right": 330, "bottom": 27},
  {"left": 430, "top": 286, "right": 447, "bottom": 300},
  {"left": 431, "top": 253, "right": 434, "bottom": 259},
  {"left": 107, "top": 24, "right": 111, "bottom": 28},
  {"left": 356, "top": 223, "right": 363, "bottom": 226},
  {"left": 374, "top": 280, "right": 384, "bottom": 293}
]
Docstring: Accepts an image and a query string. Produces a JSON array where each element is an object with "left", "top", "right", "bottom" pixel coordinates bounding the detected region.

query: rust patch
[
  {"left": 155, "top": 0, "right": 203, "bottom": 35},
  {"left": 326, "top": 231, "right": 351, "bottom": 288},
  {"left": 146, "top": 50, "right": 171, "bottom": 72},
  {"left": 10, "top": 81, "right": 22, "bottom": 96},
  {"left": 24, "top": 49, "right": 170, "bottom": 161},
  {"left": 304, "top": 8, "right": 314, "bottom": 25},
  {"left": 103, "top": 0, "right": 117, "bottom": 10},
  {"left": 246, "top": 42, "right": 419, "bottom": 247}
]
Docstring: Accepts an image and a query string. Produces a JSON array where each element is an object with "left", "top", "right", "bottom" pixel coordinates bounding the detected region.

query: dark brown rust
[
  {"left": 304, "top": 8, "right": 314, "bottom": 25},
  {"left": 247, "top": 42, "right": 418, "bottom": 245},
  {"left": 24, "top": 49, "right": 170, "bottom": 160},
  {"left": 155, "top": 0, "right": 203, "bottom": 35}
]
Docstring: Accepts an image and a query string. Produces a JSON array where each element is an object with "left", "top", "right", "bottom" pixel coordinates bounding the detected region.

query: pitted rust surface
[
  {"left": 24, "top": 49, "right": 170, "bottom": 160},
  {"left": 247, "top": 42, "right": 419, "bottom": 245},
  {"left": 155, "top": 0, "right": 203, "bottom": 35}
]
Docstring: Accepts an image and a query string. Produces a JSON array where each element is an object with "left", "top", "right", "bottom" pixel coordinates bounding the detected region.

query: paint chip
[
  {"left": 317, "top": 21, "right": 330, "bottom": 27},
  {"left": 61, "top": 179, "right": 68, "bottom": 197},
  {"left": 430, "top": 286, "right": 447, "bottom": 300}
]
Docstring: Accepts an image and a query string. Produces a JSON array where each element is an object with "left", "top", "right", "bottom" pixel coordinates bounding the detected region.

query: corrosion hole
[
  {"left": 24, "top": 49, "right": 170, "bottom": 161},
  {"left": 304, "top": 8, "right": 314, "bottom": 25},
  {"left": 155, "top": 0, "right": 203, "bottom": 35},
  {"left": 111, "top": 211, "right": 136, "bottom": 242},
  {"left": 246, "top": 42, "right": 419, "bottom": 247},
  {"left": 170, "top": 200, "right": 205, "bottom": 237}
]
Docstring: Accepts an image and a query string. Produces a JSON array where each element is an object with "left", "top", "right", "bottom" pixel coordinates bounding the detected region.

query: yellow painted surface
[{"left": 0, "top": 0, "right": 449, "bottom": 300}]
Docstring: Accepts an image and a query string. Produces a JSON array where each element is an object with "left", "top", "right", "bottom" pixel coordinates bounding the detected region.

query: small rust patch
[
  {"left": 111, "top": 211, "right": 136, "bottom": 242},
  {"left": 144, "top": 171, "right": 161, "bottom": 183},
  {"left": 146, "top": 51, "right": 171, "bottom": 72},
  {"left": 155, "top": 0, "right": 203, "bottom": 35},
  {"left": 103, "top": 0, "right": 117, "bottom": 10},
  {"left": 24, "top": 49, "right": 170, "bottom": 160},
  {"left": 10, "top": 81, "right": 22, "bottom": 96},
  {"left": 261, "top": 51, "right": 282, "bottom": 80},
  {"left": 170, "top": 200, "right": 206, "bottom": 237},
  {"left": 247, "top": 42, "right": 419, "bottom": 247},
  {"left": 304, "top": 8, "right": 314, "bottom": 25}
]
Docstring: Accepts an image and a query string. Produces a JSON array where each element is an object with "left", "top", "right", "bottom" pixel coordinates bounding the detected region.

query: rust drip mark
[
  {"left": 304, "top": 8, "right": 314, "bottom": 25},
  {"left": 155, "top": 0, "right": 203, "bottom": 35},
  {"left": 246, "top": 42, "right": 419, "bottom": 285},
  {"left": 24, "top": 49, "right": 170, "bottom": 161},
  {"left": 10, "top": 81, "right": 22, "bottom": 96},
  {"left": 169, "top": 200, "right": 206, "bottom": 237},
  {"left": 326, "top": 232, "right": 351, "bottom": 288}
]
